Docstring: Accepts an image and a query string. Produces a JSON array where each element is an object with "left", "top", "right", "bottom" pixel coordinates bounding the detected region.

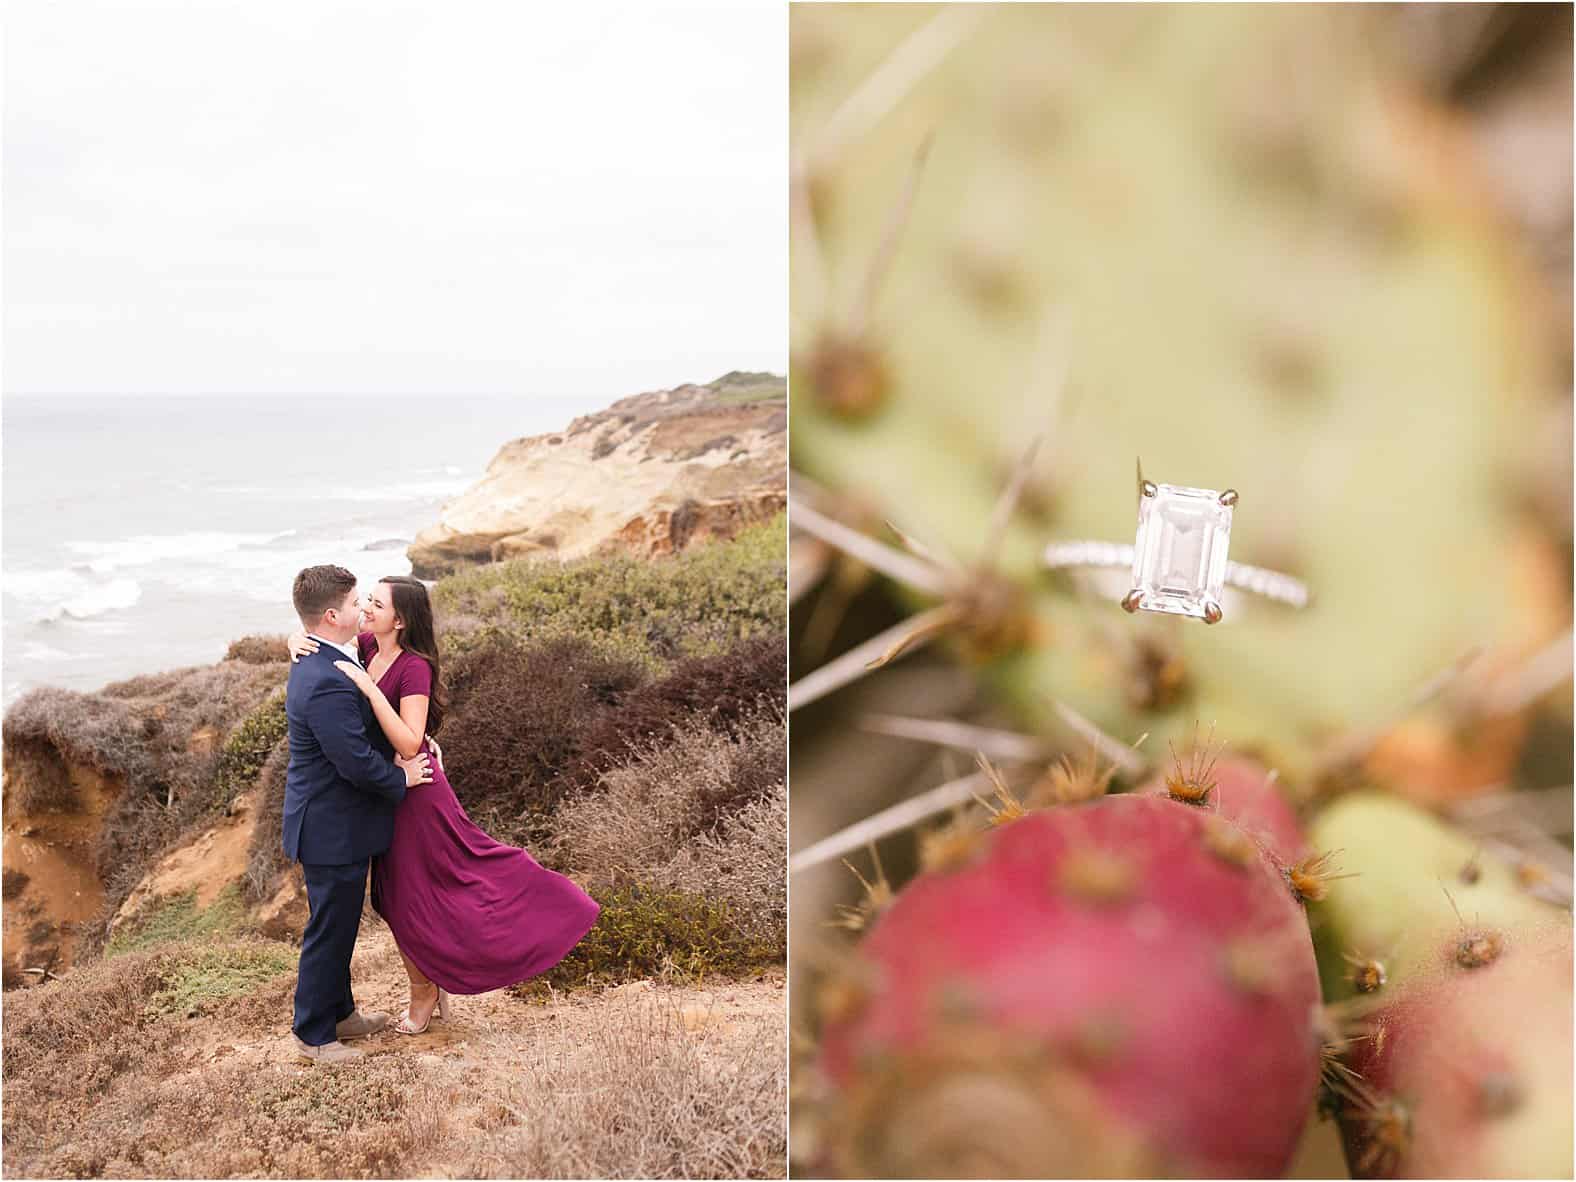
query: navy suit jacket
[{"left": 281, "top": 644, "right": 407, "bottom": 865}]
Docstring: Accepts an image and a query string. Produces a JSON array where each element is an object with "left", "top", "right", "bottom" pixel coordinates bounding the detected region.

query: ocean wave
[
  {"left": 36, "top": 578, "right": 144, "bottom": 622},
  {"left": 66, "top": 531, "right": 279, "bottom": 574},
  {"left": 4, "top": 568, "right": 85, "bottom": 603},
  {"left": 10, "top": 525, "right": 416, "bottom": 623}
]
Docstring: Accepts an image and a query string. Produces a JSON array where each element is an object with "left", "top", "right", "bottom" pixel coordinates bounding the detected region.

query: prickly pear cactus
[
  {"left": 791, "top": 7, "right": 1571, "bottom": 1180},
  {"left": 790, "top": 4, "right": 1564, "bottom": 778}
]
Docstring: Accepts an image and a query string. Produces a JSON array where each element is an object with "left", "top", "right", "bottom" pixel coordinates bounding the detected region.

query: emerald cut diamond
[{"left": 1130, "top": 483, "right": 1234, "bottom": 621}]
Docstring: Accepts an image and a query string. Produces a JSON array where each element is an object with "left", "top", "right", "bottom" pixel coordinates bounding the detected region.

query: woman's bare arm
[{"left": 332, "top": 661, "right": 429, "bottom": 758}]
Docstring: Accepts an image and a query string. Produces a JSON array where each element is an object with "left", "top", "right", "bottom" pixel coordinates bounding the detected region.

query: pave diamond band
[{"left": 1042, "top": 540, "right": 1311, "bottom": 613}]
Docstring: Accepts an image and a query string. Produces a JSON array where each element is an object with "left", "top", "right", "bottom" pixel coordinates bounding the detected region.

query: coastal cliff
[
  {"left": 406, "top": 371, "right": 785, "bottom": 578},
  {"left": 1, "top": 511, "right": 788, "bottom": 1176},
  {"left": 4, "top": 369, "right": 788, "bottom": 989}
]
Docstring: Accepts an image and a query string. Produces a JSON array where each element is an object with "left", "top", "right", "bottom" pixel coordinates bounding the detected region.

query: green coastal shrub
[
  {"left": 513, "top": 882, "right": 779, "bottom": 998},
  {"left": 212, "top": 690, "right": 287, "bottom": 811},
  {"left": 434, "top": 513, "right": 785, "bottom": 666},
  {"left": 106, "top": 885, "right": 252, "bottom": 957},
  {"left": 144, "top": 940, "right": 295, "bottom": 1018}
]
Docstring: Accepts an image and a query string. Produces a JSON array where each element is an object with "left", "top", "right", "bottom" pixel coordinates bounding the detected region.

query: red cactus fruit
[
  {"left": 1334, "top": 922, "right": 1572, "bottom": 1179},
  {"left": 811, "top": 792, "right": 1323, "bottom": 1177}
]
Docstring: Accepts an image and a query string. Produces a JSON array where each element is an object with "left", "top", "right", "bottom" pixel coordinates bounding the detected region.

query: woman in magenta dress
[{"left": 288, "top": 574, "right": 599, "bottom": 1034}]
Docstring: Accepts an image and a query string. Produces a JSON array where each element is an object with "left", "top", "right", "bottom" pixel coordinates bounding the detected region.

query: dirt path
[
  {"left": 179, "top": 915, "right": 782, "bottom": 1066},
  {"left": 161, "top": 916, "right": 786, "bottom": 1177}
]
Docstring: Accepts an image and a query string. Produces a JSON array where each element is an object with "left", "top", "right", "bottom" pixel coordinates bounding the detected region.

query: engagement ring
[{"left": 1041, "top": 475, "right": 1310, "bottom": 623}]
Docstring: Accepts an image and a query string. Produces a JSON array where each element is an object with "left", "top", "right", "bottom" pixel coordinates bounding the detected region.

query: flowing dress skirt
[{"left": 370, "top": 749, "right": 599, "bottom": 995}]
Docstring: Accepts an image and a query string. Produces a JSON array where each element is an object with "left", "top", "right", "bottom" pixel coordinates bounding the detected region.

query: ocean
[{"left": 2, "top": 394, "right": 604, "bottom": 705}]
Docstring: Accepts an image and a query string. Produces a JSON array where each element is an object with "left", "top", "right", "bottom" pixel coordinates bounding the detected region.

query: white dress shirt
[{"left": 308, "top": 632, "right": 363, "bottom": 666}]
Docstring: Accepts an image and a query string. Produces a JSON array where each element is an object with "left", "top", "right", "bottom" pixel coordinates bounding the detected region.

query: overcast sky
[{"left": 3, "top": 2, "right": 784, "bottom": 398}]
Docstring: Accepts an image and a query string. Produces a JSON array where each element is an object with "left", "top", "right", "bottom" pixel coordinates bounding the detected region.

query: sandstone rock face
[
  {"left": 2, "top": 749, "right": 116, "bottom": 983},
  {"left": 111, "top": 784, "right": 261, "bottom": 932},
  {"left": 408, "top": 372, "right": 785, "bottom": 578}
]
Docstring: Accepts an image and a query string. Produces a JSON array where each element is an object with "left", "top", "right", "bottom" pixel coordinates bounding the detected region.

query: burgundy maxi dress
[{"left": 358, "top": 634, "right": 599, "bottom": 994}]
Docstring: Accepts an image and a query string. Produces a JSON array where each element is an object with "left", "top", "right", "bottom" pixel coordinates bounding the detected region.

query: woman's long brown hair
[{"left": 380, "top": 574, "right": 447, "bottom": 736}]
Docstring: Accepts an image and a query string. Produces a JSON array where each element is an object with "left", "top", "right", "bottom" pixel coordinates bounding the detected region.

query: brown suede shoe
[
  {"left": 335, "top": 1009, "right": 390, "bottom": 1040},
  {"left": 295, "top": 1036, "right": 365, "bottom": 1064}
]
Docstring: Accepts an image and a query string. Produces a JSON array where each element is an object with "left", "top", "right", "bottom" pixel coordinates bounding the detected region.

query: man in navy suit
[{"left": 283, "top": 564, "right": 432, "bottom": 1063}]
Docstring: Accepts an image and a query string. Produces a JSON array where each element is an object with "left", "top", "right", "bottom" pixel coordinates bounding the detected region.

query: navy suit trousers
[{"left": 293, "top": 860, "right": 370, "bottom": 1046}]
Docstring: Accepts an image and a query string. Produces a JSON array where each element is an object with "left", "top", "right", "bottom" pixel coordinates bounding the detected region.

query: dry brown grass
[
  {"left": 9, "top": 1055, "right": 448, "bottom": 1179},
  {"left": 1, "top": 735, "right": 78, "bottom": 814},
  {"left": 4, "top": 662, "right": 286, "bottom": 805},
  {"left": 658, "top": 784, "right": 787, "bottom": 952},
  {"left": 0, "top": 934, "right": 451, "bottom": 1179},
  {"left": 554, "top": 705, "right": 783, "bottom": 874},
  {"left": 452, "top": 993, "right": 786, "bottom": 1179},
  {"left": 551, "top": 707, "right": 785, "bottom": 954},
  {"left": 222, "top": 634, "right": 290, "bottom": 664},
  {"left": 1, "top": 945, "right": 183, "bottom": 1095},
  {"left": 2, "top": 919, "right": 786, "bottom": 1180}
]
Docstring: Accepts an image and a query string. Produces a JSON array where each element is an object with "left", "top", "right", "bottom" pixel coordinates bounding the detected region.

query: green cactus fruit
[
  {"left": 1335, "top": 922, "right": 1572, "bottom": 1178},
  {"left": 1306, "top": 792, "right": 1565, "bottom": 998},
  {"left": 1308, "top": 793, "right": 1572, "bottom": 1177}
]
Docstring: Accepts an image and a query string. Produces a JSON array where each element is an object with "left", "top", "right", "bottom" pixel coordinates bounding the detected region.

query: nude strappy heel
[{"left": 393, "top": 986, "right": 448, "bottom": 1035}]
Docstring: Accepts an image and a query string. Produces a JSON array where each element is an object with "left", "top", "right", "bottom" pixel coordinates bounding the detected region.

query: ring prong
[
  {"left": 1202, "top": 599, "right": 1224, "bottom": 625},
  {"left": 1218, "top": 488, "right": 1238, "bottom": 508},
  {"left": 1121, "top": 589, "right": 1144, "bottom": 614}
]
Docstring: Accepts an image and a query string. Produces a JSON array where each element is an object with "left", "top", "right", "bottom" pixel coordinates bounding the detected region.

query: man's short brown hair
[{"left": 293, "top": 565, "right": 357, "bottom": 626}]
